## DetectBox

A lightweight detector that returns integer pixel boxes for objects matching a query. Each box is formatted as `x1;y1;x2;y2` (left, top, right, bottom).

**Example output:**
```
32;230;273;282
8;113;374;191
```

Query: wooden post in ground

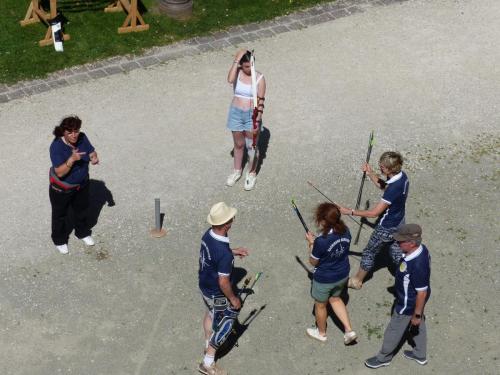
105;0;149;34
20;0;49;26
20;0;70;47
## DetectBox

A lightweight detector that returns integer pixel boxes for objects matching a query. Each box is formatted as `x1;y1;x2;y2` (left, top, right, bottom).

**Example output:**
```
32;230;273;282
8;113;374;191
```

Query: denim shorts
227;105;253;132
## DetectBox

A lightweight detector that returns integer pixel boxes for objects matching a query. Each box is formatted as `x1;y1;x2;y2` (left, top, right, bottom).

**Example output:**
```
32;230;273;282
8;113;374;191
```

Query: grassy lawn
0;0;330;84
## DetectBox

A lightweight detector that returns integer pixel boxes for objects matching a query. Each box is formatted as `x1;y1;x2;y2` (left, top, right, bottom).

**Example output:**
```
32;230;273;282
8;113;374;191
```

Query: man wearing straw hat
198;202;249;375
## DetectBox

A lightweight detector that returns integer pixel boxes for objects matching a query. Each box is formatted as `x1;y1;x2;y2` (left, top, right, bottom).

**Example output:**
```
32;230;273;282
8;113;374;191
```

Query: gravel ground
0;0;498;374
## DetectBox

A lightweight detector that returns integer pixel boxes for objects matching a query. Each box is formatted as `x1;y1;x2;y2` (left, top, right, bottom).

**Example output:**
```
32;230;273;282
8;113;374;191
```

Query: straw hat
207;202;237;226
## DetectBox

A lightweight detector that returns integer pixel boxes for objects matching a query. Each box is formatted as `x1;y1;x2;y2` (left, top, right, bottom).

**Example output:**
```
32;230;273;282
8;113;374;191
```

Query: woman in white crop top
225;49;266;190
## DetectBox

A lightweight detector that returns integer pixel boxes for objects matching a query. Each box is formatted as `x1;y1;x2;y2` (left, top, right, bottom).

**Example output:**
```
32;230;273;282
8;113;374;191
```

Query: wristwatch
414;314;422;319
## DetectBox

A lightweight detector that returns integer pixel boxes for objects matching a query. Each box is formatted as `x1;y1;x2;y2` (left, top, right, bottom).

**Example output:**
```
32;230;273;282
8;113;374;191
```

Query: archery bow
353;131;375;244
306;181;363;228
250;50;258;149
291;199;309;232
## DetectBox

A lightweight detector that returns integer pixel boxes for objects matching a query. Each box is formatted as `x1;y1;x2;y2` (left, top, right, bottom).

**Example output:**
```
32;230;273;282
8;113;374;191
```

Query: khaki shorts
311;277;348;302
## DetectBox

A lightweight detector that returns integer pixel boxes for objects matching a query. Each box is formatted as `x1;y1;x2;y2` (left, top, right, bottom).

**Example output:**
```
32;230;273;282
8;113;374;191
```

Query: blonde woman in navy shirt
338;151;409;290
225;49;266;191
304;203;357;345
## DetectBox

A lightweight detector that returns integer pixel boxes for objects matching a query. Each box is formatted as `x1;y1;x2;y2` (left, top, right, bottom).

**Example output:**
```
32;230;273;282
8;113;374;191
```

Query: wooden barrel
158;0;193;20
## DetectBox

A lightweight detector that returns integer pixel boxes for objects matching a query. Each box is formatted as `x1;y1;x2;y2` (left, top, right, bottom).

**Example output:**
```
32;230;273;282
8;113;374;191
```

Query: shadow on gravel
256;126;271;175
363;246;397;288
64;179;115;237
229;126;271;175
215;304;267;360
215;267;265;360
231;267;248;287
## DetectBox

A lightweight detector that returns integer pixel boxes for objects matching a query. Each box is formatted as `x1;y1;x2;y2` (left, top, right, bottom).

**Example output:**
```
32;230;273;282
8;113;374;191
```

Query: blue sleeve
311;238;324;260
50;140;67;168
382;184;398;205
78;133;95;162
411;259;430;291
217;248;233;276
80;133;95;156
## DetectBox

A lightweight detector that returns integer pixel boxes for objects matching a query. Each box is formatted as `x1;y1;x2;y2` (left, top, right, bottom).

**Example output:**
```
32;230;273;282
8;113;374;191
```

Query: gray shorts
311;277;348;302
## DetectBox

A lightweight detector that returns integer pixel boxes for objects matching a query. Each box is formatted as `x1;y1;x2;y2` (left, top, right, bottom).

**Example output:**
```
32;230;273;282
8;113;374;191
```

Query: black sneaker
365;356;391;369
403;350;428;365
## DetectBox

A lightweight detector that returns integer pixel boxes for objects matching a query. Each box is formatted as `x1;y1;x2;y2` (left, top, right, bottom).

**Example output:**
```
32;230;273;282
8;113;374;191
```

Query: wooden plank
116;0;149;34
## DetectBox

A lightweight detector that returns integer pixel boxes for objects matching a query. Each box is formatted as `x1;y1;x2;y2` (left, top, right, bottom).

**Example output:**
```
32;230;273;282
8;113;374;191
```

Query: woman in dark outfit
304;203;357;345
49;116;99;254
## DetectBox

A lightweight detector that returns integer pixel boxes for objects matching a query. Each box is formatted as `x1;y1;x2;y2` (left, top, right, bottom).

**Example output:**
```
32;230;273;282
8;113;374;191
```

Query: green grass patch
1;0;331;84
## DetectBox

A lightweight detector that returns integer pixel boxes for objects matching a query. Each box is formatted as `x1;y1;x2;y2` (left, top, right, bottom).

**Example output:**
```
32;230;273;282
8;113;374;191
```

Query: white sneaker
81;236;95;246
56;244;69;254
344;330;358;345
226;170;242;187
244;172;257;191
306;327;327;342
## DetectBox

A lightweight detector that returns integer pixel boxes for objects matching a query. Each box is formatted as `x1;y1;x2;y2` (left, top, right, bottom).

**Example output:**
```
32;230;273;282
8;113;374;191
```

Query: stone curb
0;0;409;104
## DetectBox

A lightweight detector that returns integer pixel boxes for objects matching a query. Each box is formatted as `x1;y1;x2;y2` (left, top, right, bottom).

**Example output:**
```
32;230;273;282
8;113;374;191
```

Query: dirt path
0;0;498;374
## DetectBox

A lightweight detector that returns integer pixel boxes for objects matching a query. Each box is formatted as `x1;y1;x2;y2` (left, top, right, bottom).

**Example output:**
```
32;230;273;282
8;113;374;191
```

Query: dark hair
53;116;82;137
314;203;347;236
239;50;252;65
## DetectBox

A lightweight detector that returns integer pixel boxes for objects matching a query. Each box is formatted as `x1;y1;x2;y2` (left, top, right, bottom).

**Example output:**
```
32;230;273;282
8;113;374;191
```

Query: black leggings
49;182;91;245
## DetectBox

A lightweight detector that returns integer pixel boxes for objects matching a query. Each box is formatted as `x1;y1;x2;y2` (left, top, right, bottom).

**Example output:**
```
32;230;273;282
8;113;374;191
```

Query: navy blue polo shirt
198;229;234;298
394;245;431;315
379;171;409;228
49;133;95;185
310;229;351;284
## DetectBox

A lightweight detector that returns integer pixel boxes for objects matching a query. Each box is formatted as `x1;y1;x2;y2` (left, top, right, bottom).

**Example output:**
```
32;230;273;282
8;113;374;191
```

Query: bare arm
305;231;319;266
339;200;389;218
218;275;241;309
363;162;385;190
256;76;266;121
228;49;247;84
411;290;427;326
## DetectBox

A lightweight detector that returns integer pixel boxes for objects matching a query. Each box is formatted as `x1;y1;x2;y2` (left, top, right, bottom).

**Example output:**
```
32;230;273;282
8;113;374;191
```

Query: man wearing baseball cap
198;202;249;375
365;224;431;369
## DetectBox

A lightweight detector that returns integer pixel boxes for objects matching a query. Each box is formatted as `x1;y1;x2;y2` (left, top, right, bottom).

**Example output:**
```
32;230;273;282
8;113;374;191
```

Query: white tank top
234;71;263;99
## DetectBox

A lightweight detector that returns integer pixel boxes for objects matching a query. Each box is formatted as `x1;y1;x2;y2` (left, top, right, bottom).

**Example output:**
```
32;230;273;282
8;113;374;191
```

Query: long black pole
291;199;309;232
353;131;375;244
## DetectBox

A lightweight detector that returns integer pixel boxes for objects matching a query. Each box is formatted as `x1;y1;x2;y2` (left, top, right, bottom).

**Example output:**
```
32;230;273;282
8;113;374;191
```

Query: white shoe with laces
344;330;358;345
226;170;242;187
306;327;327;342
244;172;257;191
81;236;95;246
56;244;69;254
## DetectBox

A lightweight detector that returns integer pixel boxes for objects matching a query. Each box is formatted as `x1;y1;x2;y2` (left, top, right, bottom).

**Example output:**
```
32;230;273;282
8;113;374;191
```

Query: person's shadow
214;267;266;360
229;126;271;175
87;179;115;228
64;179;115;237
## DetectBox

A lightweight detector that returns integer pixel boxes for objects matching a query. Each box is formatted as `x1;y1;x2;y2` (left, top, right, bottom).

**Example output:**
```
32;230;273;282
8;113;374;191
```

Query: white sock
203;354;215;367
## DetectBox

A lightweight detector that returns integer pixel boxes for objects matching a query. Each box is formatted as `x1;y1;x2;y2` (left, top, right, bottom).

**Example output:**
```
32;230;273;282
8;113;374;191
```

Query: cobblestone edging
0;0;409;104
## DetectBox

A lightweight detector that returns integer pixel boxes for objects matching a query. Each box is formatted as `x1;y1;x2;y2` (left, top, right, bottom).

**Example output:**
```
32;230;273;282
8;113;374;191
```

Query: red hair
314;203;347;236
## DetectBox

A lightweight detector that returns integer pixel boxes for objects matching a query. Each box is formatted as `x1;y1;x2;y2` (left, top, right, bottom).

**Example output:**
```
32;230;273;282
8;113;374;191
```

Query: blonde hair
379;151;403;174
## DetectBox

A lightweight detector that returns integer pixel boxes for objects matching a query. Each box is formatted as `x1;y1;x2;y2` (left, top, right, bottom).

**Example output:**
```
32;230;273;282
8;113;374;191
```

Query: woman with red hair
305;203;357;345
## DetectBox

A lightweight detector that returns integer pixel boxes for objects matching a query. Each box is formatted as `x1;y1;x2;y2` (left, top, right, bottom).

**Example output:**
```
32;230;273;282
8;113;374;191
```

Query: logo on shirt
399;261;407;273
